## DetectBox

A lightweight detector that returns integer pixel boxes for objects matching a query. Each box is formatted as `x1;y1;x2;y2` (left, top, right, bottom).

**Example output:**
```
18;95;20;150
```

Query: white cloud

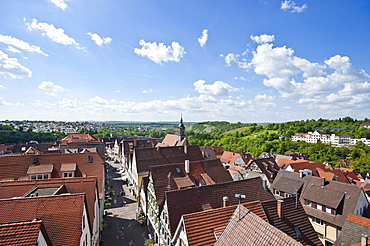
115;89;120;93
38;81;70;96
134;40;186;64
234;77;246;81
0;50;32;78
142;89;153;94
89;96;111;105
0;34;48;56
0;97;13;106
281;0;307;13
0;85;6;89
87;32;112;47
49;0;71;11
7;46;20;53
250;34;275;44
193;80;239;96
225;34;370;113
25;18;85;50
197;29;208;48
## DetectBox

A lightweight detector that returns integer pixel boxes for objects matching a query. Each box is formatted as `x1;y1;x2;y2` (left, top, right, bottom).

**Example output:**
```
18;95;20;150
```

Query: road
101;160;150;246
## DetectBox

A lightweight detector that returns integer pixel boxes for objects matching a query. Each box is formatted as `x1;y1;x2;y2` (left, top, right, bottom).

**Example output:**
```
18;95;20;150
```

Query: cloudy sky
1;0;370;123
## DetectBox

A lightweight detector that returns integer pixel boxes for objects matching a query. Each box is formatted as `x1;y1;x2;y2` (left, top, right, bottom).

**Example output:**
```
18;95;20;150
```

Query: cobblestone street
101;161;150;246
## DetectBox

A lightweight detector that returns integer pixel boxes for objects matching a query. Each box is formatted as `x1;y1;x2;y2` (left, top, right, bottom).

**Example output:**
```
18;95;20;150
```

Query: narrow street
101;160;150;246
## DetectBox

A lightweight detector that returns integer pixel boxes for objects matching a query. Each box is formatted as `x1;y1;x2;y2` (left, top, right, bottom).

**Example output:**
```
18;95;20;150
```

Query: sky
0;0;370;123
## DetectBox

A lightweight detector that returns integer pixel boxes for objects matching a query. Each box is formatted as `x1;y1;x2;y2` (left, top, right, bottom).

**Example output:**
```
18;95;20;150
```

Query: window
294;227;301;237
83;214;86;229
274;190;280;196
306;199;312;207
63;172;74;178
29;174;49;180
326;206;332;214
312;217;324;226
88;156;93;162
317;203;323;211
285;193;292;198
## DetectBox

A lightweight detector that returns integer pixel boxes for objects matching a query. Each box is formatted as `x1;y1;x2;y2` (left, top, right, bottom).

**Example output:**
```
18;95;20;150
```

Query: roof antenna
235;194;246;222
167;172;171;191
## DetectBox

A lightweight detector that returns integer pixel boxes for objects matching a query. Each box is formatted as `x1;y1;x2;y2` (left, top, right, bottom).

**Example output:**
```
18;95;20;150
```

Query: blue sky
0;0;370;123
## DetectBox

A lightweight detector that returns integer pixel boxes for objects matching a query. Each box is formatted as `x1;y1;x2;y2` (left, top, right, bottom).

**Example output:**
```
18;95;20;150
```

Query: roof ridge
165;177;261;194
0;176;98;185
0;192;85;202
0;152;100;159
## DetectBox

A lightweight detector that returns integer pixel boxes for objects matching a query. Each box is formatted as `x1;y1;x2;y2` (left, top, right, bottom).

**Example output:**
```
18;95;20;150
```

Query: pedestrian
124;200;127;207
121;200;124;206
123;190;126;196
121;222;124;230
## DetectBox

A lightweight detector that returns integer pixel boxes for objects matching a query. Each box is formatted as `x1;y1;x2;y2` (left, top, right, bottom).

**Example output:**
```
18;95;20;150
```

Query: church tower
178;116;186;143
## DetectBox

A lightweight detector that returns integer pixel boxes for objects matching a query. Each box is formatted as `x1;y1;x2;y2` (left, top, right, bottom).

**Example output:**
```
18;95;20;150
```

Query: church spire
178;115;185;143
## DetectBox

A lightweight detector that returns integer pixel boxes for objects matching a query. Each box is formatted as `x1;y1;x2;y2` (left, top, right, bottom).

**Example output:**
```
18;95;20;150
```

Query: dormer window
60;163;76;178
27;165;53;180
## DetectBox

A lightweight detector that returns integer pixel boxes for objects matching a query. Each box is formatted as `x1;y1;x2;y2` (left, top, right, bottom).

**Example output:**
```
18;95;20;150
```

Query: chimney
185;160;190;174
184;145;188;154
223;196;229;207
277;200;284;219
362;235;368;246
157;146;160;152
321;177;326;187
299;170;304;178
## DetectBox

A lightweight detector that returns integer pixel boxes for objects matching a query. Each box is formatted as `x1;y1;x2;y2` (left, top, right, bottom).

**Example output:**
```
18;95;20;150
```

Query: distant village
0;118;369;245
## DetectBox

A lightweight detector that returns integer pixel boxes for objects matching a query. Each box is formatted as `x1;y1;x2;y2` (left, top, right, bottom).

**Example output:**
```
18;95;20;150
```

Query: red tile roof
60;134;102;145
165;177;274;235
0;194;86;245
0;220;51;246
0;152;104;198
134;145;204;175
262;197;323;245
214;205;302;246
150;159;232;208
182;201;267;246
346;214;370;228
0;177;99;233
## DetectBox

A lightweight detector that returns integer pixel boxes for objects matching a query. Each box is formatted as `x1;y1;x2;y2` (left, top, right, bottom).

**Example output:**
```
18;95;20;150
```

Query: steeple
178;116;186;143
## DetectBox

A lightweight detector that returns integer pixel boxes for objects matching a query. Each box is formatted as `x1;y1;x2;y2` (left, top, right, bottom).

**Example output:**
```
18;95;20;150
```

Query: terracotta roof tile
150;159;232;208
182;201;267;246
214;205;302;246
0;194;85;245
0;220;51;246
135;145;204;175
0;152;104;198
0;177;99;234
346;214;370;228
262;197;323;245
166;177;274;236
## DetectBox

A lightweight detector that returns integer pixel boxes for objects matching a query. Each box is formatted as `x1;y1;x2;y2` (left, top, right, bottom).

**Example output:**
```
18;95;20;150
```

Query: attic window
294;227;302;237
33;158;38;164
88;156;93;163
175;167;182;174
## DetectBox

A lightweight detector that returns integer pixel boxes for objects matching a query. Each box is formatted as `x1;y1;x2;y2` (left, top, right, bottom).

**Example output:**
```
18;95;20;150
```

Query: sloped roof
0;177;99;233
271;170;310;195
27;164;54;174
134;145;204;175
251;157;280;182
150;159;232;208
334;214;370;246
0;152;104;198
214;205;302;246
0;220;51;246
60;134;103;145
262;197;323;245
161;134;179;146
0;194;85;245
300;176;364;227
182;201;267;246
165;177;274;235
